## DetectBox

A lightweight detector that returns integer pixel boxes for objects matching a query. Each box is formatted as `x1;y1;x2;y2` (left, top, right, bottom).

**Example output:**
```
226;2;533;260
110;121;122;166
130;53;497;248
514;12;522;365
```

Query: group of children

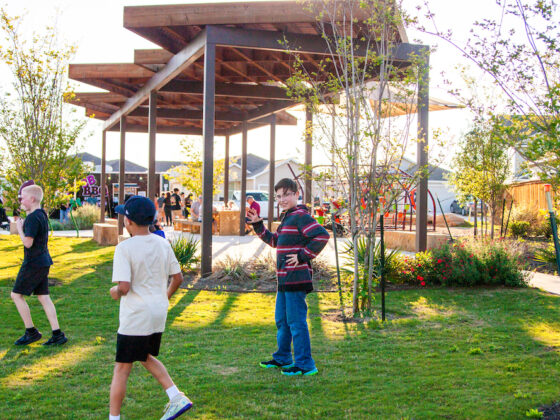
11;178;329;419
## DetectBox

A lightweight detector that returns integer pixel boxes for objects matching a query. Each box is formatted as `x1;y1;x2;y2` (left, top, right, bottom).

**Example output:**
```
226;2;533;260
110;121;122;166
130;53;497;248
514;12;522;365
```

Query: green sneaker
160;392;192;420
259;359;295;369
281;366;319;376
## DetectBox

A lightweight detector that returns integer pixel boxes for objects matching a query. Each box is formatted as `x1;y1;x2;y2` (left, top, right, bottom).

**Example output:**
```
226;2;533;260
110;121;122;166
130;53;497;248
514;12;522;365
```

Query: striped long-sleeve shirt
252;205;330;292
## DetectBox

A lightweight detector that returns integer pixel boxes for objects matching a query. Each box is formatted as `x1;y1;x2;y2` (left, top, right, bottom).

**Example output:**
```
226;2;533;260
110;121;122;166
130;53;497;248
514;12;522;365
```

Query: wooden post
201;42;216;277
415;52;430;252
100;130;106;223
224;135;229;204
147;90;157;203
268;114;276;231
239;119;248;236
118;117;126;236
305;106;313;205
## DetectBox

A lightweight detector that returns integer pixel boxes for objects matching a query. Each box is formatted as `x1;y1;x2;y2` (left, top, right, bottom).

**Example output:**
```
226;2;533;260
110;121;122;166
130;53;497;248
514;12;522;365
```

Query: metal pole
545;185;560;274
147;90;157;203
415;50;430;252
118;116;126;236
201;41;216;277
224;135;229;204
268;115;276;231
331;212;344;315
437;196;453;242
100;130;106;223
380;214;386;322
504;199;513;237
305;106;313;206
240;119;248;236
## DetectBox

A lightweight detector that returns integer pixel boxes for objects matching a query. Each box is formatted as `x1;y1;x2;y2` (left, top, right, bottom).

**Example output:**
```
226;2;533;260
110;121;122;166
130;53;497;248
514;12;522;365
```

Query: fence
507;180;555;210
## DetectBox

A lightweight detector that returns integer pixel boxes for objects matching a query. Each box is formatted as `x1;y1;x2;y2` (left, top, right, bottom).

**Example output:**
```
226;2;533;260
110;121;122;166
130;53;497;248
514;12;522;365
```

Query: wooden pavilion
67;1;430;276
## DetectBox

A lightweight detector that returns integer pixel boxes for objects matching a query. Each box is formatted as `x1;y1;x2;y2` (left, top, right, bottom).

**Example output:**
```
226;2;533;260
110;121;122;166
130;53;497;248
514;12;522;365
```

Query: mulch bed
540;402;560;420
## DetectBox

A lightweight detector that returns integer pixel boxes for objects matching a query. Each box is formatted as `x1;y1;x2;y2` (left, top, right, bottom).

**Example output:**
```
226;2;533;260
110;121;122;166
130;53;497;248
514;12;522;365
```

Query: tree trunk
473;199;478;238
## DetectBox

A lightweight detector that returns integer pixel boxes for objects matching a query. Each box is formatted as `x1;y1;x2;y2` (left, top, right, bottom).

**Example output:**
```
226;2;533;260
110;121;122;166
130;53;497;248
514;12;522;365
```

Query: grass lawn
1;235;560;419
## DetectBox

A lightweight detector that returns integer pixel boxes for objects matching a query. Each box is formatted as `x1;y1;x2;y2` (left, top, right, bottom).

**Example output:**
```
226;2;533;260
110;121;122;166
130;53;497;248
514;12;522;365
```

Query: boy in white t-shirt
109;196;192;420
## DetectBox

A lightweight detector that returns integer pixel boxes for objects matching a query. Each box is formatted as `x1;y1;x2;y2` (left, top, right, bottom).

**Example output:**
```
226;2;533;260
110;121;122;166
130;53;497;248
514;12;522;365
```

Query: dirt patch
48;278;62;287
540;402;560;419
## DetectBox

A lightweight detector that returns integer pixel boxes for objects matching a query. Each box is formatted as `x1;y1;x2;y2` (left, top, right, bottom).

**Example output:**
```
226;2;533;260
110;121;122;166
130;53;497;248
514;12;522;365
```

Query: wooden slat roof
68;1;411;135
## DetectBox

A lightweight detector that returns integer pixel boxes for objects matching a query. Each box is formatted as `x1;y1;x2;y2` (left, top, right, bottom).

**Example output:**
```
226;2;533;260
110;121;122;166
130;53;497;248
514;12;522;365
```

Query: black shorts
115;332;162;363
13;265;50;296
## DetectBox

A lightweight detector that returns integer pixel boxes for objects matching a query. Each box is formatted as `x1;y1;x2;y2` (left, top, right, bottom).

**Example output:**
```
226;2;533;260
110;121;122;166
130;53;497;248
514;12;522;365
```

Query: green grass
1;235;560;419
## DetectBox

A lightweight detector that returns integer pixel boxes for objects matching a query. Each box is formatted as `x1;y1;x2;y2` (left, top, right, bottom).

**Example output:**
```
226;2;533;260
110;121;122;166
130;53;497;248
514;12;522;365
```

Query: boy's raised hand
110;286;121;300
246;208;262;224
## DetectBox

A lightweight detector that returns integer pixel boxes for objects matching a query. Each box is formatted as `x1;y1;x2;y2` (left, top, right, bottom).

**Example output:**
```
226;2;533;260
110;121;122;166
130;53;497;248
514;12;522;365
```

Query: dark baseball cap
115;196;156;226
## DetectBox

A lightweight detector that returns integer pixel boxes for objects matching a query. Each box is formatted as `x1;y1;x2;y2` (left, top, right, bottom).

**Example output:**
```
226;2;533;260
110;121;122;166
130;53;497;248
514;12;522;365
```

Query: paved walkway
528;271;560;296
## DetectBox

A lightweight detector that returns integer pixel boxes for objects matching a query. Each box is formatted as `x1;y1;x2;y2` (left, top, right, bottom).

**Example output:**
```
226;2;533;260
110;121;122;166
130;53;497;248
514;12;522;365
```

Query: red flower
437;259;443;264
469;254;473;258
410;267;415;272
442;276;447;280
421;281;426;286
417;275;424;281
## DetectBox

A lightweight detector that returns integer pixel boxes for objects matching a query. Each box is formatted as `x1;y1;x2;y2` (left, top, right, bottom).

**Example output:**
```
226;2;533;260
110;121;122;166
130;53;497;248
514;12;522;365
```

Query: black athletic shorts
13;265;50;296
115;332;162;363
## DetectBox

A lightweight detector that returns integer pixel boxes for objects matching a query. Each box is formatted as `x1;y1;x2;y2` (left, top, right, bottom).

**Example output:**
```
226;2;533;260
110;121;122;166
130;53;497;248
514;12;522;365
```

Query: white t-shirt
112;234;181;336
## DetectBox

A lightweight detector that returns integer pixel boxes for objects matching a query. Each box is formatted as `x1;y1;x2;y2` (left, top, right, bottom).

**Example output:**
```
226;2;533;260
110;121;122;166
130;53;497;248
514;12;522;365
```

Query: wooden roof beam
102;28;207;131
208;26;425;61
160;80;293;100
69;63;154;79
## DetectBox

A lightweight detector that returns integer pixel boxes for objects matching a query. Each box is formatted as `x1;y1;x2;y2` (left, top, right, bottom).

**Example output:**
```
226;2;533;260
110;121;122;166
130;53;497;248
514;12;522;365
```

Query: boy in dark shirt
11;185;67;346
247;178;329;376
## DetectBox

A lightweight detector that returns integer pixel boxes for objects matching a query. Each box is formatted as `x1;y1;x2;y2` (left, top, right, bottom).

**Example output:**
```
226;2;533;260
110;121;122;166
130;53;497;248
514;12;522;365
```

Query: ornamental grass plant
398;238;529;287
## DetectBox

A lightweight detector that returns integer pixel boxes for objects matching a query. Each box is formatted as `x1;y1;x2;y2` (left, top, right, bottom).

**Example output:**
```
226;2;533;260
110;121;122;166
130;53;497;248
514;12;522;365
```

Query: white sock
165;385;180;400
109;415;120;420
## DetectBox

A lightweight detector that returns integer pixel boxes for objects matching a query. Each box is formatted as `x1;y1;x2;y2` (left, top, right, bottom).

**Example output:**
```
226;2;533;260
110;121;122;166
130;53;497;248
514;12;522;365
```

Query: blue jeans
272;291;316;371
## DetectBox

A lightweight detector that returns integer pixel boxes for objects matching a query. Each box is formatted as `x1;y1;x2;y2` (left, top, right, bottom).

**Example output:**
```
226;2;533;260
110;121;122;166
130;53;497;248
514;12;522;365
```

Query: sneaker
160;392;192;420
43;332;68;346
14;330;42;346
259;359;295;369
281;366;319;376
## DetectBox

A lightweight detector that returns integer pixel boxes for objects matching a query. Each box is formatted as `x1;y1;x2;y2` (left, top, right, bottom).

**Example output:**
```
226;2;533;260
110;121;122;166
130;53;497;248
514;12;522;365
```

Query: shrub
398;238;528;287
534;210;560;238
48;220;65;231
170;235;200;272
509;221;530;238
534;242;558;267
71;204;99;230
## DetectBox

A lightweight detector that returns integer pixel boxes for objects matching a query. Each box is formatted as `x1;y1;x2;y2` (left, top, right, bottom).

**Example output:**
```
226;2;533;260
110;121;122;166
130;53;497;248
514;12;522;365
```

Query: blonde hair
22;185;44;204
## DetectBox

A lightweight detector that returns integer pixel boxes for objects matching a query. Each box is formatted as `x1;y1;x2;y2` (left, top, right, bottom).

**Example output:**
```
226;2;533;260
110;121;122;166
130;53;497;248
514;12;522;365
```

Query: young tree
166;137;224;197
448;120;510;239
0;9;86;215
284;0;433;315
417;0;560;189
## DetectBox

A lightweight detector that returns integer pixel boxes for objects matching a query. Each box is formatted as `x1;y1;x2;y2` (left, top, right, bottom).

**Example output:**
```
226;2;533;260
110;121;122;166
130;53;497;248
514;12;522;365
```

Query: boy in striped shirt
247;178;329;376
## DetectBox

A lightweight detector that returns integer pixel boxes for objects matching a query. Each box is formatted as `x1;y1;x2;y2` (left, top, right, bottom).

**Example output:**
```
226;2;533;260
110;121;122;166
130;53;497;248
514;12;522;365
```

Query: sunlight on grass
0;349;8;362
410;296;456;319
311;293;346;340
221;293;274;326
168;288;189;312
524;322;560;349
170;291;232;329
1;342;98;388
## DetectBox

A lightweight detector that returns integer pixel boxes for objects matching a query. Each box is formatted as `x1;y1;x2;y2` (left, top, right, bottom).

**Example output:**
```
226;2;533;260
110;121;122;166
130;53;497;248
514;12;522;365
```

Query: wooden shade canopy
67;1;430;275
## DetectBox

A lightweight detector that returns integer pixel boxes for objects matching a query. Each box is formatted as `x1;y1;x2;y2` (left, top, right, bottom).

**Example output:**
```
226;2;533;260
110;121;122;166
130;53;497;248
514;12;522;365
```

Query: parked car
449;200;467;215
231;190;279;219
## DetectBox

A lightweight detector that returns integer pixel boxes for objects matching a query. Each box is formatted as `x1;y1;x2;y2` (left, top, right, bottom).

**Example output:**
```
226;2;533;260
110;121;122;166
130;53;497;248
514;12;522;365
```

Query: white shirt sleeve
167;242;182;276
112;243;132;283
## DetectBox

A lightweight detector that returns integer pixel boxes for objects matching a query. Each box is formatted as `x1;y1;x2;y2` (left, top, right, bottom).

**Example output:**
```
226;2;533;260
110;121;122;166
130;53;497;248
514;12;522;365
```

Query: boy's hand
246;208;262;224
286;254;299;266
110;285;121;300
16;218;23;233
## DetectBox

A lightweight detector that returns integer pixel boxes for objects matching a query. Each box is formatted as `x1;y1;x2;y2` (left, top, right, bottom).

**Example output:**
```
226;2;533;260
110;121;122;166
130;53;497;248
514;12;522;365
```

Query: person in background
191;195;202;222
157;193;165;225
170;188;182;221
184;193;192;219
163;192;173;227
149;221;166;239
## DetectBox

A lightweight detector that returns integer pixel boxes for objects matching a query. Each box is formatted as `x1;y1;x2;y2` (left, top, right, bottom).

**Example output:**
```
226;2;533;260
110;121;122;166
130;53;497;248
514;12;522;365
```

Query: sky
0;0;516;170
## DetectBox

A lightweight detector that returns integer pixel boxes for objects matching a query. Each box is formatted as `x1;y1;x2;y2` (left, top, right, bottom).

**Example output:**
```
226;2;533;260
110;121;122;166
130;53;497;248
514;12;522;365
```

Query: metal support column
100;130;106;223
224;135;229;203
147;91;157;203
268;115;276;231
239;119;248;236
201;42;216;277
118;117;126;236
305;106;313;205
415;52;430;252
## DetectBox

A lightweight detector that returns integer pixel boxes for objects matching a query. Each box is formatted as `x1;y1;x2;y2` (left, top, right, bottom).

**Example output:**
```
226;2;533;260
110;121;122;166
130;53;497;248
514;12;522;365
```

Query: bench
173;219;201;234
